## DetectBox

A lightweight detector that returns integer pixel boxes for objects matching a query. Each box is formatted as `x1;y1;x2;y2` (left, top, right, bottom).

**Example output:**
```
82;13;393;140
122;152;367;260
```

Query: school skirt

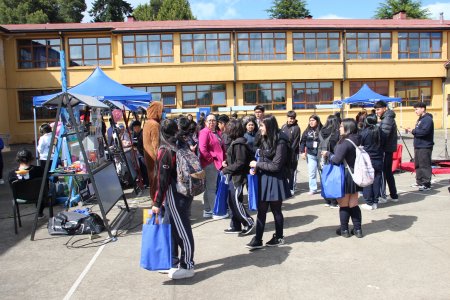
259;172;291;202
344;168;363;194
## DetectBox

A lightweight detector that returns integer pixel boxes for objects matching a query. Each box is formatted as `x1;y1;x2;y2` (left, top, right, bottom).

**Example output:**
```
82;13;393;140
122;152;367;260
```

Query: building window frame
293;32;340;60
17;38;61;69
182;84;227;111
237;32;286;61
18;90;59;120
243;82;286;110
180;32;231;63
68;37;112;67
394;80;432;107
292;81;334;109
132;85;176;108
349;80;389;96
398;32;442;59
122;34;174;64
346;32;392;59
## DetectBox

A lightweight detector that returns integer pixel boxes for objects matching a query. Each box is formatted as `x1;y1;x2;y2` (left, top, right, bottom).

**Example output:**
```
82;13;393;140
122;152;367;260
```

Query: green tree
89;0;133;22
0;0;86;24
156;0;195;21
267;0;310;19
374;0;430;19
133;0;162;21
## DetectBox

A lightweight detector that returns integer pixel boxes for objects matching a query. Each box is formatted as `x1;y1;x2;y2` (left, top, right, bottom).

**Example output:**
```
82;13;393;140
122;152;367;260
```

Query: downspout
232;30;237;107
341;30;347;117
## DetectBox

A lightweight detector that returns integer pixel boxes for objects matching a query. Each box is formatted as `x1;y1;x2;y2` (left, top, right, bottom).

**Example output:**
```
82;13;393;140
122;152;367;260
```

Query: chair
10;177;54;234
392;144;403;173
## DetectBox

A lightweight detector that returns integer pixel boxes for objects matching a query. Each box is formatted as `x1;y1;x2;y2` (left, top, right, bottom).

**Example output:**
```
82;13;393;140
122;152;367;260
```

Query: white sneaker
361;204;374;211
307;190;316;195
203;210;213;218
168;267;195;280
378;197;387;204
212;213;229;220
411;183;420;188
324;203;330;207
372;203;378;210
0;179;4;184
389;196;399;203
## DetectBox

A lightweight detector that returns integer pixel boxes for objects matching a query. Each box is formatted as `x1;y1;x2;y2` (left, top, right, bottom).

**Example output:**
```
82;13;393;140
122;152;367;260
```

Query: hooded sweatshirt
412;113;434;149
281;120;301;154
379;109;398;152
143;101;163;161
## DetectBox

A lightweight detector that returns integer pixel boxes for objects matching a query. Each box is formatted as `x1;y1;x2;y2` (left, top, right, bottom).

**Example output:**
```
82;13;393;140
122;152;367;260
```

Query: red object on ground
392;144;403;172
400;161;450;174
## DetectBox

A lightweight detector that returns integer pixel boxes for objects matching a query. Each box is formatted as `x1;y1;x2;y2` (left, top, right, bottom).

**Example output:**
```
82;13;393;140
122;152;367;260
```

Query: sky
84;0;450;22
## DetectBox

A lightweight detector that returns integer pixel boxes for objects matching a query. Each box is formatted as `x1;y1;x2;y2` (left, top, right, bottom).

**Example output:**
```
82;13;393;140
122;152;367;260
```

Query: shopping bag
140;214;172;271
247;174;258;211
213;172;229;216
320;163;345;199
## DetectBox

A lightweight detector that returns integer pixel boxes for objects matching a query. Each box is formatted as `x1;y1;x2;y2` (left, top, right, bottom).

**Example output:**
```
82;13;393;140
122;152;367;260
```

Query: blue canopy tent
334;84;402;106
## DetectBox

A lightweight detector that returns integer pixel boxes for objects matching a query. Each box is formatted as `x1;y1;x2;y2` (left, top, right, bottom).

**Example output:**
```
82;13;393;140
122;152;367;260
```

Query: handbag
320;163;345;199
213;172;229;216
247;174;258;211
140;214;172;271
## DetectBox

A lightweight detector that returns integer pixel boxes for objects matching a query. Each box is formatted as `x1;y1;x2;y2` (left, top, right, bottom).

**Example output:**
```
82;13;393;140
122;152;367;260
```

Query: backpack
48;211;104;235
344;139;375;187
175;147;206;197
317;131;333;171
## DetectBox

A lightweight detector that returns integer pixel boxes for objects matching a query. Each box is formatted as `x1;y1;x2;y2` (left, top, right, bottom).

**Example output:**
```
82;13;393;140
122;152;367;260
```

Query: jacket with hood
143;101;163;161
281;121;301;154
222;137;252;186
379;109;398;152
412;113;434;149
256;132;290;178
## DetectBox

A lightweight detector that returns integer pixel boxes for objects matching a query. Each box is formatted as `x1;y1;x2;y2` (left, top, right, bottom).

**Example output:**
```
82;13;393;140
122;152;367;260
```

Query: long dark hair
160;119;178;147
260;114;280;157
339;118;358;141
322;115;340;133
226;119;245;140
363;114;380;146
243;117;258;133
305;114;322;133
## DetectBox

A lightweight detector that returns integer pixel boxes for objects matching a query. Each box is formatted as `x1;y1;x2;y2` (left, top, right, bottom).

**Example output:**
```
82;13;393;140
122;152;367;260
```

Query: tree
374;0;430;19
0;0;86;24
89;0;133;22
156;0;195;21
267;0;310;19
133;0;162;21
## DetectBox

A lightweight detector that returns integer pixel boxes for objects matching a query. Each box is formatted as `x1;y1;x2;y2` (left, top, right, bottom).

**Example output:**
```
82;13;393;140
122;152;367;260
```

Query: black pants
382;152;398;198
363;160;383;205
288;158;298;192
166;185;195;270
138;157;149;186
414;148;432;188
255;200;284;240
228;180;254;231
0;151;3;180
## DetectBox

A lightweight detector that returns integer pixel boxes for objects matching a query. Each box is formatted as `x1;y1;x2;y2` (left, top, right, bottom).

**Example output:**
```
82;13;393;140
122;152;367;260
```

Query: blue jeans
307;154;318;192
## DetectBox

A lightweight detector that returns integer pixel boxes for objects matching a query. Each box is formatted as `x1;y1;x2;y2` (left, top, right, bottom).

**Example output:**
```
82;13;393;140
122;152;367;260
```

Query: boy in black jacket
281;111;301;195
407;102;434;191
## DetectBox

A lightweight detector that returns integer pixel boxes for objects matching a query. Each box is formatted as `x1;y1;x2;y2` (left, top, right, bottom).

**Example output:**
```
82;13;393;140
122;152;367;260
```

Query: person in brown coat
143;101;163;200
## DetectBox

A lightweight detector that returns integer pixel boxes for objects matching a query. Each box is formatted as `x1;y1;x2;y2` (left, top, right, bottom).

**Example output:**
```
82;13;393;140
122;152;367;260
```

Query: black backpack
48;211;105;235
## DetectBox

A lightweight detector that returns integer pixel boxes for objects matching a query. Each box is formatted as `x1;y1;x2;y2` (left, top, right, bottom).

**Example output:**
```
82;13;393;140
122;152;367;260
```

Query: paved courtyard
0;130;449;299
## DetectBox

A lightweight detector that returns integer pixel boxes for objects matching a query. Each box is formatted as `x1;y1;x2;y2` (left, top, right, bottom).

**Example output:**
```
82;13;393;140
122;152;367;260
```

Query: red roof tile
1;19;449;33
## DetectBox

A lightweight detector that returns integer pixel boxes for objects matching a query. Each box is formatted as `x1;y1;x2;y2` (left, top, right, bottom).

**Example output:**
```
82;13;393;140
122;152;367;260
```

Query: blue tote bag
213;172;229;216
320;163;345;199
247;174;258;211
140;214;172;271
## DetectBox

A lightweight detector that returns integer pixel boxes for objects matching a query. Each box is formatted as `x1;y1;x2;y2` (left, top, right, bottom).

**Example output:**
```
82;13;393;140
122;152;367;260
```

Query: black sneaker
224;228;241;234
245;237;264;249
419;186;431;191
336;228;351;238
351;228;364;238
239;223;255;236
265;233;285;247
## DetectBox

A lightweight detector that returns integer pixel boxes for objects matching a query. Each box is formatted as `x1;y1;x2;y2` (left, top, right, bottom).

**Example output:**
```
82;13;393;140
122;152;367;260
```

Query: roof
1;18;450;34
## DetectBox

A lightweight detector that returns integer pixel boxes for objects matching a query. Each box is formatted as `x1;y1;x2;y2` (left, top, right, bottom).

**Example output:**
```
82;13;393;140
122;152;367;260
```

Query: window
180;33;230;62
293;32;340;60
18;90;59;120
350;81;389;96
132;85;176;108
243;83;286;110
122;34;173;64
292;82;333;109
395;80;432;106
68;37;111;67
17;39;60;69
182;84;226;111
398;32;442;59
346;32;391;59
237;32;286;61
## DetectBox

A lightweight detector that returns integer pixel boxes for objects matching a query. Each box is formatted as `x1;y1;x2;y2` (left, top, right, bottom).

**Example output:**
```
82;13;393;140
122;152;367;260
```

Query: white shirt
37;133;52;160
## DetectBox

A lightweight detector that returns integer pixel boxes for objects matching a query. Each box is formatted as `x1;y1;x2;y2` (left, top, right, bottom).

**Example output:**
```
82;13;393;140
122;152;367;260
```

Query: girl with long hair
247;115;291;249
321;118;364;238
300;115;323;195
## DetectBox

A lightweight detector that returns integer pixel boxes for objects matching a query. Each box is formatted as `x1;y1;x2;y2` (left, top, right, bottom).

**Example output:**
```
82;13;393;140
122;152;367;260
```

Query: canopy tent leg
33;107;39;164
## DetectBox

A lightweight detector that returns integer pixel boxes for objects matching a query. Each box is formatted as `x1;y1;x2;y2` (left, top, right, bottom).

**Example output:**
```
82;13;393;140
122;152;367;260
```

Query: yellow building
0;14;449;144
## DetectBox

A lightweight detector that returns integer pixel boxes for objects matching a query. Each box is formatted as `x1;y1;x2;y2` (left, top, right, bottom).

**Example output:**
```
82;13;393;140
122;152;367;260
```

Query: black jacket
360;128;383;170
8;165;44;184
379;110;398;152
244;131;257;154
256;132;289;178
412;113;434;149
318;127;339;154
132;129;144;156
281;121;301;154
300;128;320;156
153;143;177;208
329;134;362;169
223;137;251;186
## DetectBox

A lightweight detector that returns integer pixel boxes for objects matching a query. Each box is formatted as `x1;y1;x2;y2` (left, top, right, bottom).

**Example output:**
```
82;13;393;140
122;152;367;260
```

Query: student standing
322;119;363;238
243;117;258;154
300;115;322;195
222;119;255;235
37;123;53;167
152;119;195;280
247;115;291;249
281;110;301;195
408;102;434;191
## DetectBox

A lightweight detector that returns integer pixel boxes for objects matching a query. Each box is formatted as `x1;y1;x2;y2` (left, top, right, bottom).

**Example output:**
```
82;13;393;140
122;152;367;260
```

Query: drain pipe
341;30;347;117
232;30;237;107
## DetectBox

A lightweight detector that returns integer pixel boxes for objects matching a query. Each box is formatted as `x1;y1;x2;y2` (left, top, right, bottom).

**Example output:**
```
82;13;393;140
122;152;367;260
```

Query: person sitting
8;149;45;218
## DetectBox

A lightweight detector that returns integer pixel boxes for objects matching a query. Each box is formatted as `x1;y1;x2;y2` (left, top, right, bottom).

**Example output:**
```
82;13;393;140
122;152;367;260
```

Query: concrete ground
0;131;449;300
